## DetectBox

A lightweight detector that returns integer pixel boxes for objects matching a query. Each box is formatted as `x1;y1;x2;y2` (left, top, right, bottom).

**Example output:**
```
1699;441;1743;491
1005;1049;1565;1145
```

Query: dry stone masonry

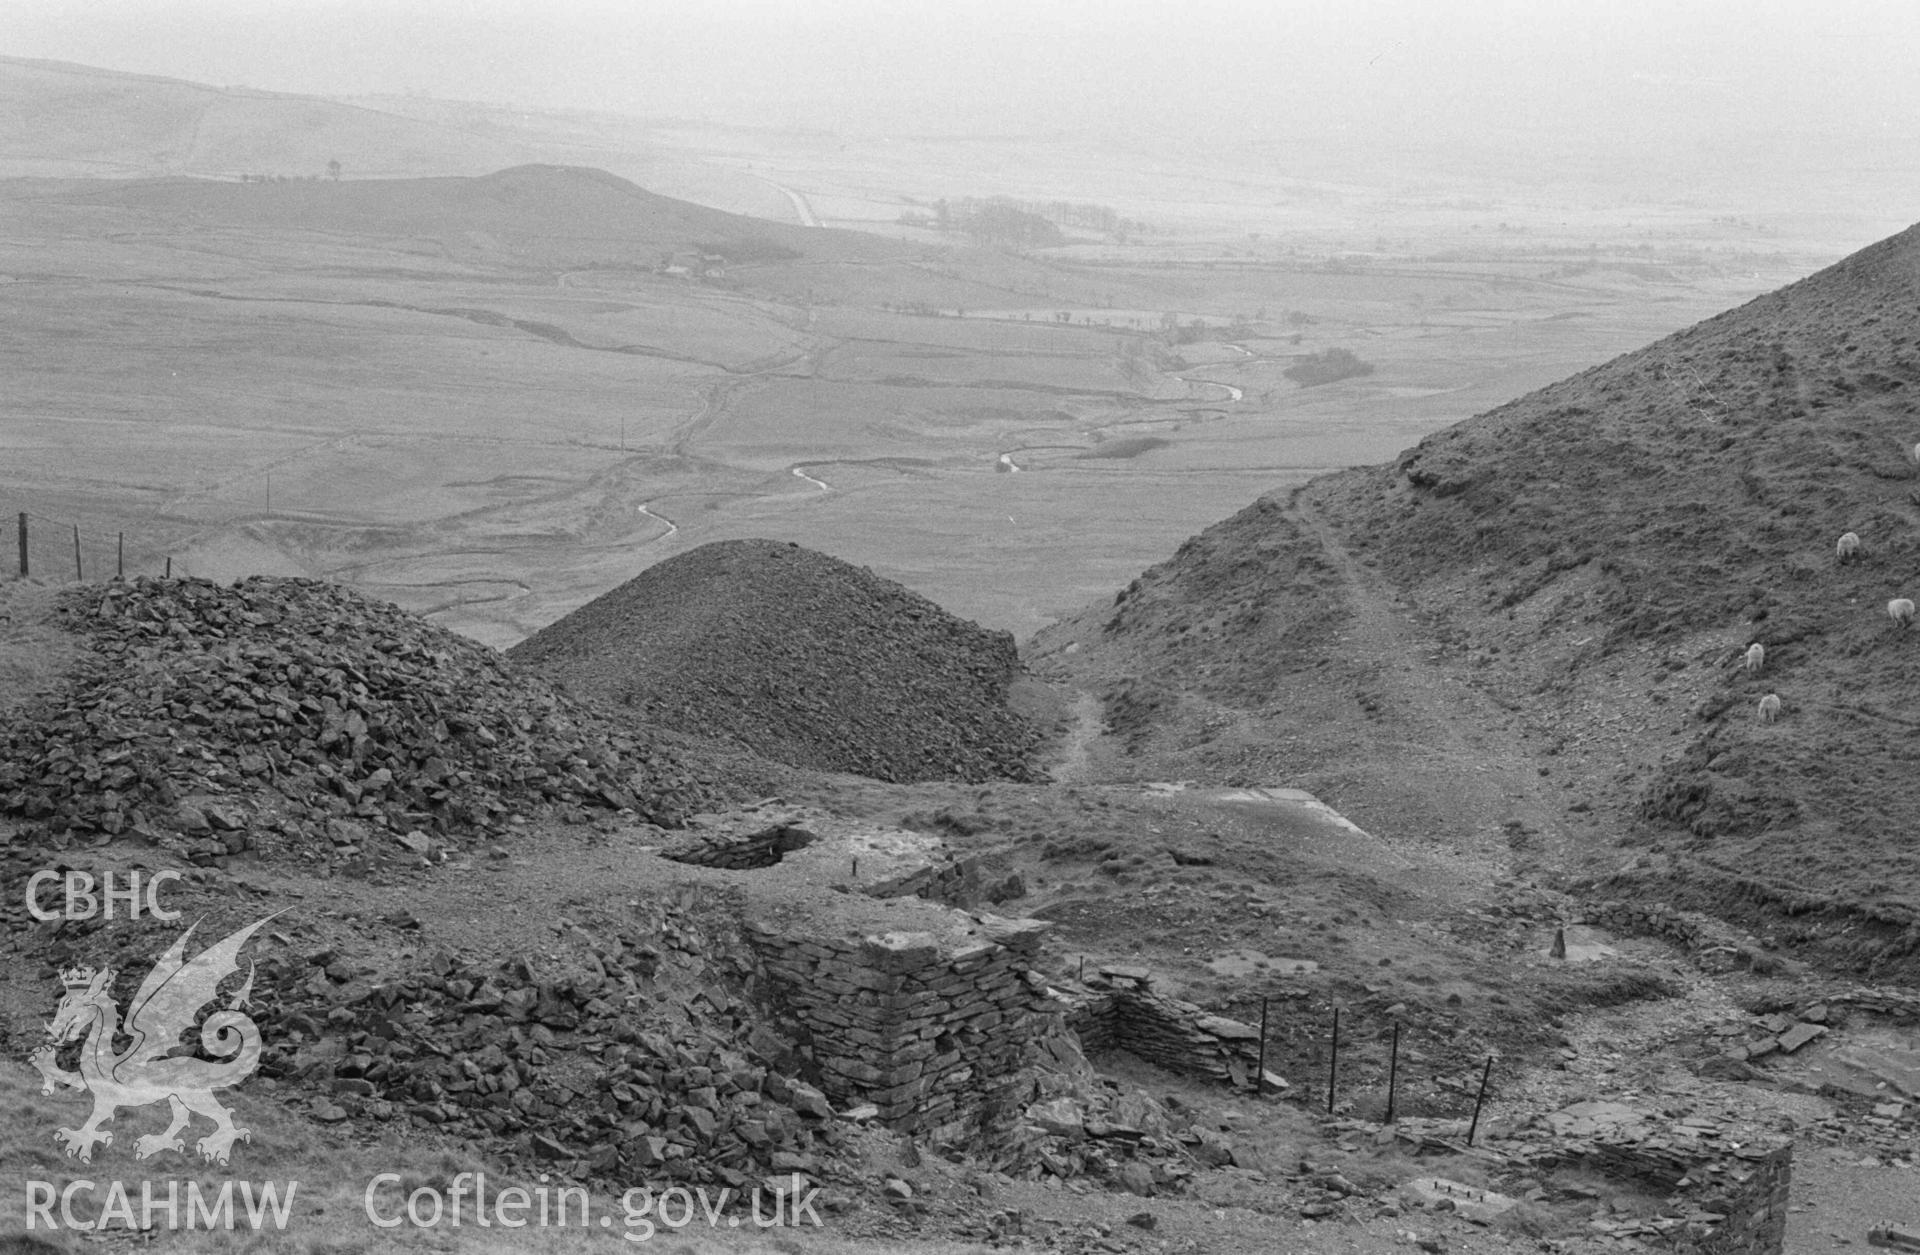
1578;899;1756;965
1065;965;1283;1093
1354;1101;1791;1254
660;823;817;869
745;913;1059;1149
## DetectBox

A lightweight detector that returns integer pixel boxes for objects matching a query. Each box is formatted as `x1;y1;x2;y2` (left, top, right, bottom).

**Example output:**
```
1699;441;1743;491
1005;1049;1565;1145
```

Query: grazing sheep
1758;693;1782;723
1892;598;1917;627
1743;642;1766;674
1912;441;1920;466
1837;531;1862;562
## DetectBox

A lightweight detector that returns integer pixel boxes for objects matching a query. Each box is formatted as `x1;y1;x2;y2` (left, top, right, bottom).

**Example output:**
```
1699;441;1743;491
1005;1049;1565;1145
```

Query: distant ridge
36;163;896;267
511;539;1040;784
0;54;789;216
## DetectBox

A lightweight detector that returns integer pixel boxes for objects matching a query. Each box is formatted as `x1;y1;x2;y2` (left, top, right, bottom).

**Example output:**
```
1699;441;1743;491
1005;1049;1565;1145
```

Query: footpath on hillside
1283;479;1582;882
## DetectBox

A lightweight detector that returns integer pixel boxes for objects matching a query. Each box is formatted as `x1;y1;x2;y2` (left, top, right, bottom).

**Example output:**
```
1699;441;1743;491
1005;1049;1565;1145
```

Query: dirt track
1288;480;1583;881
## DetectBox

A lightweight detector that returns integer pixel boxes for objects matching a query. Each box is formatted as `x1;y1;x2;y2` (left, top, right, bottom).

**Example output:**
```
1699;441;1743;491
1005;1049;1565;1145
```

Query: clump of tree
1284;347;1376;387
929;195;1151;247
1155;311;1262;346
946;200;1063;249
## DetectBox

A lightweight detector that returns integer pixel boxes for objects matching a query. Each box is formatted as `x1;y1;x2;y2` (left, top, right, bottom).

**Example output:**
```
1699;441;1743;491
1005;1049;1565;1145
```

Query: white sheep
1891;598;1916;627
1758;693;1782;723
1743;642;1765;674
1837;531;1861;562
1911;441;1920;466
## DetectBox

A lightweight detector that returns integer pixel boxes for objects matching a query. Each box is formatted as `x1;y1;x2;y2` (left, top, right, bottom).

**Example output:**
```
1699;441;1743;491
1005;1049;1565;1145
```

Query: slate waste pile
1016;1078;1266;1201
241;893;851;1196
509;539;1041;784
0;576;721;862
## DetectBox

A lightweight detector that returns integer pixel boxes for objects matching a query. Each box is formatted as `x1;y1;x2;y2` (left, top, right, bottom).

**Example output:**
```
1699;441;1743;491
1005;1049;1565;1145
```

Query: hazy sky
8;0;1920;155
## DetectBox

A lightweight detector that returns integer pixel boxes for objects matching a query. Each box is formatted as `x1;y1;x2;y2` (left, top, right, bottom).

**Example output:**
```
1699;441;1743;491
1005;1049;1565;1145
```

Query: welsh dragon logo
30;915;275;1166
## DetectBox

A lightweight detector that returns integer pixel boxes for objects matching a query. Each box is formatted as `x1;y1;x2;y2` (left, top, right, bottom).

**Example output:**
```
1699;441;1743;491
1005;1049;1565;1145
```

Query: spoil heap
511;539;1039;783
0;576;720;862
250;894;847;1193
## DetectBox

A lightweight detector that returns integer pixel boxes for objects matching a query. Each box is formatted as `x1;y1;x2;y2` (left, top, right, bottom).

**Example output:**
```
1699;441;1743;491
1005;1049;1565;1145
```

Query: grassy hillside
0;55;543;179
43;163;894;268
1042;221;1920;978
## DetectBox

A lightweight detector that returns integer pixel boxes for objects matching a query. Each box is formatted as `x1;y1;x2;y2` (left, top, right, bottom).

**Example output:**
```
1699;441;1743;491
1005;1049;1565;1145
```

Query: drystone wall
1832;986;1920;1020
865;855;984;906
865;855;1025;910
744;915;1058;1148
1578;899;1753;961
660;824;816;870
1689;1143;1791;1255
1499;1123;1790;1254
1065;966;1276;1092
1382;1108;1791;1254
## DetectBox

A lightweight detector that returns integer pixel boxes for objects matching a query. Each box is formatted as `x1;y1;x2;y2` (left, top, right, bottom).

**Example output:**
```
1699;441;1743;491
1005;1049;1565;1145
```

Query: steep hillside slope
511;540;1040;783
1041;222;1920;976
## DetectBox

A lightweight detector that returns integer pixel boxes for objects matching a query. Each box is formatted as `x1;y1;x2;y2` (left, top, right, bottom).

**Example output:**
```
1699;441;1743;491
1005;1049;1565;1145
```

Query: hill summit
510;539;1040;783
1041;219;1920;976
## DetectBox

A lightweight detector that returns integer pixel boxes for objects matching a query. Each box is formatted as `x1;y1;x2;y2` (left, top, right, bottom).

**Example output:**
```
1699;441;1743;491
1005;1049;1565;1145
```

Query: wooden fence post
1386;1022;1401;1123
1327;1007;1340;1114
1255;996;1270;1096
72;524;82;581
1467;1055;1495;1146
117;532;124;578
16;513;25;578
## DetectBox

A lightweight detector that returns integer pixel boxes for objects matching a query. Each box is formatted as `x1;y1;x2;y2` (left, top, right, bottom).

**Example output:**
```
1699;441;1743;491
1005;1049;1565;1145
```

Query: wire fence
10;511;176;583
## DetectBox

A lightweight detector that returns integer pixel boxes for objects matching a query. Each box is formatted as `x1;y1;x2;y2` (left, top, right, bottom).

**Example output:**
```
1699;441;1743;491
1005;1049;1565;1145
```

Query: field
0;155;1828;649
